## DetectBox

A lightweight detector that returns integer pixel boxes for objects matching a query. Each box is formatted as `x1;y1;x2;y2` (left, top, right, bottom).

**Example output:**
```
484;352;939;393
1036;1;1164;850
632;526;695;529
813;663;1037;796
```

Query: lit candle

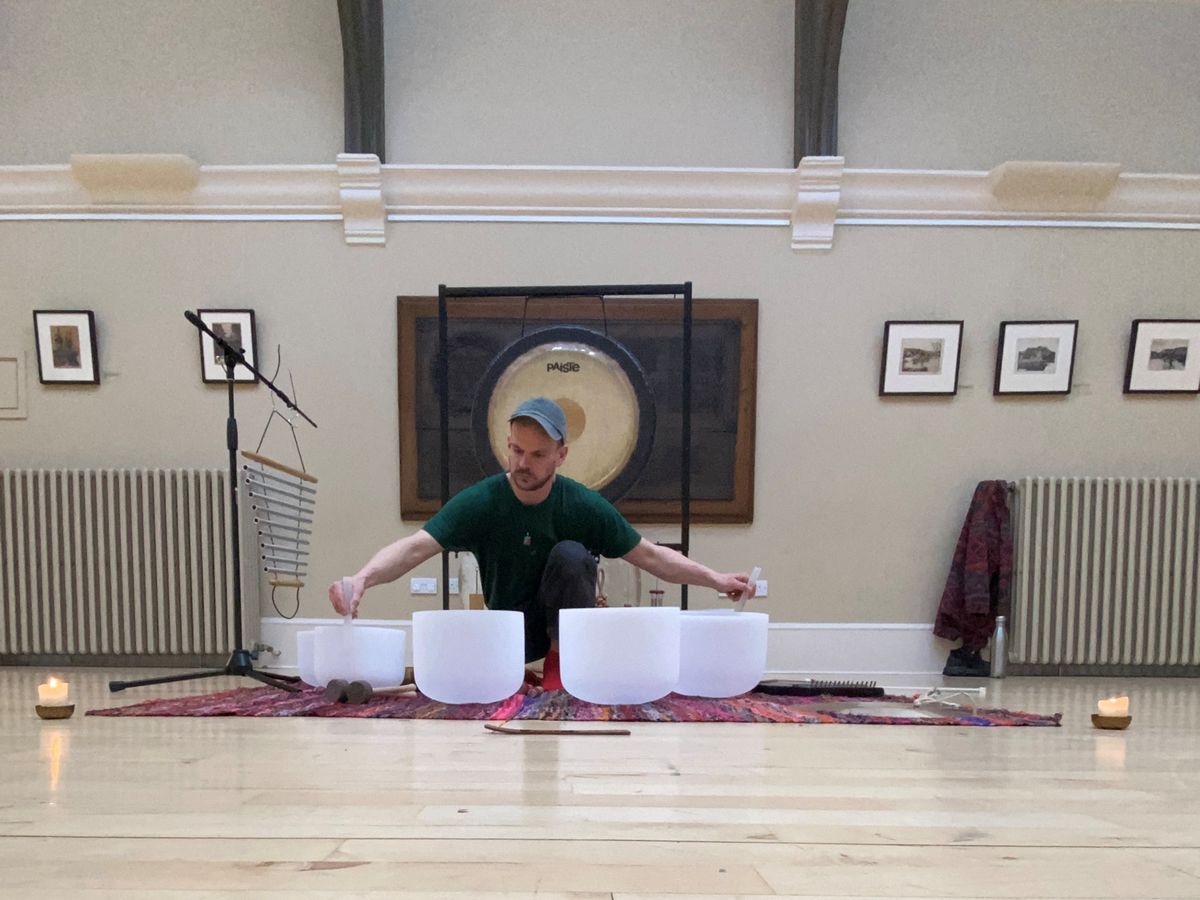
37;677;70;706
1097;695;1129;717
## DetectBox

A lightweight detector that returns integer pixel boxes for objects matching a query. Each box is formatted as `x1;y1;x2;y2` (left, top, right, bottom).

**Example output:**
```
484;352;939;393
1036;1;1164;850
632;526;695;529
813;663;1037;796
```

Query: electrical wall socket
755;579;768;597
448;577;459;593
410;577;437;595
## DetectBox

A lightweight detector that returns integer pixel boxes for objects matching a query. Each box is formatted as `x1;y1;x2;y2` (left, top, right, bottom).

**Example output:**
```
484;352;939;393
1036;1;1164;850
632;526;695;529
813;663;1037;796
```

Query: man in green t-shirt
330;397;756;688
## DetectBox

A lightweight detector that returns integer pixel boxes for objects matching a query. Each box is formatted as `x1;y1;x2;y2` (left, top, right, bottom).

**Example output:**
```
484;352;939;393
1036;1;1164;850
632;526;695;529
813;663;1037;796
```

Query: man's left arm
622;538;755;601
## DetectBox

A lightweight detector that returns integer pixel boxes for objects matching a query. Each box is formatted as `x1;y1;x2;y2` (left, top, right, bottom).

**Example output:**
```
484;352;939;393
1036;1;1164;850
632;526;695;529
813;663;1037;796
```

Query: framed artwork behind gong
33;310;100;384
397;295;758;523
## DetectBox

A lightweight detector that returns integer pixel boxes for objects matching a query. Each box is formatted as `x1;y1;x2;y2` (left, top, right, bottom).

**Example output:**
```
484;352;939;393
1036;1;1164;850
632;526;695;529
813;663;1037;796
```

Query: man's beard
511;468;553;493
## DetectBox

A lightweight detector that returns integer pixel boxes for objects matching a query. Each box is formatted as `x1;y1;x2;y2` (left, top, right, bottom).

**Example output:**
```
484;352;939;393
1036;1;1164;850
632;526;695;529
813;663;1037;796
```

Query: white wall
383;0;796;166
2;217;1197;625
384;0;1200;171
0;0;343;164
839;0;1200;172
6;0;1197;171
1;1;1199;631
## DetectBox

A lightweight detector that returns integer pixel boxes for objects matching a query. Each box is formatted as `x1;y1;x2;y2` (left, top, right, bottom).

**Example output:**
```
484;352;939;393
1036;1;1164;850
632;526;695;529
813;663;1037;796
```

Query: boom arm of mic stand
184;310;318;428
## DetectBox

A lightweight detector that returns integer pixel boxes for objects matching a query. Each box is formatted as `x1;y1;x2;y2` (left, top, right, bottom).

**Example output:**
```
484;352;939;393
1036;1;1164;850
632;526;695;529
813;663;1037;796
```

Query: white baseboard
765;623;951;677
259;617;951;679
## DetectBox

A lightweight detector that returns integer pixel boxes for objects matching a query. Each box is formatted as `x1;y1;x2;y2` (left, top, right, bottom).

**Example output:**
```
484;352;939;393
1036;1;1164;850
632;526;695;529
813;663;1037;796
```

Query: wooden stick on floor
484;721;631;736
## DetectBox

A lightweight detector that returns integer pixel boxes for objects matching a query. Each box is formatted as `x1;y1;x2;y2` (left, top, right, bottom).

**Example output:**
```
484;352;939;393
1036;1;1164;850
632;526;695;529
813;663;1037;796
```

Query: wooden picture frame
197;309;258;384
994;320;1079;395
397;295;758;523
879;320;964;396
1124;319;1200;394
33;310;100;384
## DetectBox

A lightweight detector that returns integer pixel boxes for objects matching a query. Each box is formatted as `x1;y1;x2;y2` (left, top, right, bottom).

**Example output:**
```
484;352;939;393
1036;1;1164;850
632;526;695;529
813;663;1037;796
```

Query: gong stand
436;282;695;610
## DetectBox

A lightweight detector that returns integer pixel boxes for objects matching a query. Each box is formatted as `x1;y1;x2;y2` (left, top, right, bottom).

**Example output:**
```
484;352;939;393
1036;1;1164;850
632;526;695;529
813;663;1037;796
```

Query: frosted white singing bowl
676;610;769;698
412;610;526;704
312;623;406;688
296;630;318;686
560;607;680;704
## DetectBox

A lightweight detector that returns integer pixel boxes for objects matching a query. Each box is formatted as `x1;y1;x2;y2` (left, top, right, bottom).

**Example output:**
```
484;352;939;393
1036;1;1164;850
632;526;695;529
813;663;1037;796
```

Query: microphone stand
109;311;318;693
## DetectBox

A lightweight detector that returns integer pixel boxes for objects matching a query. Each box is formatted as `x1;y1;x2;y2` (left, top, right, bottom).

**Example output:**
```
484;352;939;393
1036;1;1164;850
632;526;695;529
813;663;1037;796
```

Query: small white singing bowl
412;610;526;704
560;607;680;705
296;630;318;686
676;609;769;698
312;624;407;688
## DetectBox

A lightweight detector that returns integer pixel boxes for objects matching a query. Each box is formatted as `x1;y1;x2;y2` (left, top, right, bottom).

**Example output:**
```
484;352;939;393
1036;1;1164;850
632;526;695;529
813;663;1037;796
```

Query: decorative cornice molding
381;164;793;224
0;160;341;218
837;166;1200;227
987;161;1120;211
790;156;844;250
337;153;385;244
2;156;1199;249
70;153;199;204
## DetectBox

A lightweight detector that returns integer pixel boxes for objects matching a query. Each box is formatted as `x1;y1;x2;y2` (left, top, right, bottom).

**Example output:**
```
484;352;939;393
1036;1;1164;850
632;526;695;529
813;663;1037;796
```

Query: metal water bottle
991;616;1007;678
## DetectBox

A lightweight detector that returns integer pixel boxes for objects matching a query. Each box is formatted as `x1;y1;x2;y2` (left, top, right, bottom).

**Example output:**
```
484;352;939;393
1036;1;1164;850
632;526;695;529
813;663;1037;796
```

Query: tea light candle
37;677;70;706
1097;695;1129;717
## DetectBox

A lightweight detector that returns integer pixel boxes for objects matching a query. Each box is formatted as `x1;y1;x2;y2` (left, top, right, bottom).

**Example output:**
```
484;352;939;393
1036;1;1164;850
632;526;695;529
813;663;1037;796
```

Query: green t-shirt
423;474;641;612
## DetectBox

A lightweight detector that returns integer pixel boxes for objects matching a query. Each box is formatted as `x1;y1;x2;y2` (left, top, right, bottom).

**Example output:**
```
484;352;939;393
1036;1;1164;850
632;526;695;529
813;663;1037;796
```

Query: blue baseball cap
509;397;567;441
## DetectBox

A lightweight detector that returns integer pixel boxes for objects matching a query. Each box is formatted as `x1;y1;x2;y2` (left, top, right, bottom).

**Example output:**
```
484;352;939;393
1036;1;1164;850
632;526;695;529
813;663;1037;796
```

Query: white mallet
734;566;761;612
341;576;355;626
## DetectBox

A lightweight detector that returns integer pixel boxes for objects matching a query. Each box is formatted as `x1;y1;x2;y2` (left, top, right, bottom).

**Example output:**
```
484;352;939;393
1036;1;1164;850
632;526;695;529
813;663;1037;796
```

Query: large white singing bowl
296;630;318;686
560;607;680;704
312;624;407;688
676;610;769;698
412;610;526;704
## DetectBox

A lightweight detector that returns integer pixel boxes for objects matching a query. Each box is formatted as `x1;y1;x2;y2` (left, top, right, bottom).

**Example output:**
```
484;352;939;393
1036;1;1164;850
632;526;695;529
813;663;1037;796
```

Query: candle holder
35;704;75;720
1091;713;1132;731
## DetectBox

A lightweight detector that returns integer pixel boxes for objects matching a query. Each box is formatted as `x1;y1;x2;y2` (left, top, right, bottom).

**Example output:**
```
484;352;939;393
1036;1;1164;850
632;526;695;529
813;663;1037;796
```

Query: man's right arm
329;529;444;616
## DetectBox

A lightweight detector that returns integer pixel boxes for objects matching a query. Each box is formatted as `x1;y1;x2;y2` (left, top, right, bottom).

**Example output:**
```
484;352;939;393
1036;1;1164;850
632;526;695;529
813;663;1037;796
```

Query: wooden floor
1;668;1198;899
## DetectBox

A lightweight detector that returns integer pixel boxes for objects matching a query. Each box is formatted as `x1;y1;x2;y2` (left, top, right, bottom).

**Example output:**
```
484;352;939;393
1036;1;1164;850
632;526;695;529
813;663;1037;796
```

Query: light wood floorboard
1;667;1198;897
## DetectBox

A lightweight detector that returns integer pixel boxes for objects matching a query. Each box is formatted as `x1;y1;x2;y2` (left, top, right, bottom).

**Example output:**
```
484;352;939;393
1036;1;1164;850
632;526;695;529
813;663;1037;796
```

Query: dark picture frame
33;310;100;384
397;295;758;524
1123;319;1200;394
994;320;1079;395
879;320;964;396
197;309;259;384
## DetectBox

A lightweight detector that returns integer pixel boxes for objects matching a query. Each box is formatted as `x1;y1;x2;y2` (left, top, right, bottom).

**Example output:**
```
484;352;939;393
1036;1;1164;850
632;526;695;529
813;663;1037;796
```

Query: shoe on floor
943;647;990;677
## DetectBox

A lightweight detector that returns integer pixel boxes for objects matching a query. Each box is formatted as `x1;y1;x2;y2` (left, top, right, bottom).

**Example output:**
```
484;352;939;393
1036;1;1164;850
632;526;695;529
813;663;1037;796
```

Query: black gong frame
436;282;695;610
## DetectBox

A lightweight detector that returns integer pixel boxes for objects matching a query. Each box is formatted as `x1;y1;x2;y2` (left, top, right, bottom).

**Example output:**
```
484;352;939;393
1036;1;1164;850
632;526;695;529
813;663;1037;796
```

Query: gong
472;325;656;501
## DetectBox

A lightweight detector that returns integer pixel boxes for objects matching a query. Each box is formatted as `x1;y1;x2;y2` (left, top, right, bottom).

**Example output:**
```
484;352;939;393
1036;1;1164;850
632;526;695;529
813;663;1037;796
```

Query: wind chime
241;354;318;617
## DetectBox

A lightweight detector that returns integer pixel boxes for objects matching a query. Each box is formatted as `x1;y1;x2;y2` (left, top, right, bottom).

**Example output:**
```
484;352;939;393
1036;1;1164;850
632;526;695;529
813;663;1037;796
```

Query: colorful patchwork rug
88;685;1061;726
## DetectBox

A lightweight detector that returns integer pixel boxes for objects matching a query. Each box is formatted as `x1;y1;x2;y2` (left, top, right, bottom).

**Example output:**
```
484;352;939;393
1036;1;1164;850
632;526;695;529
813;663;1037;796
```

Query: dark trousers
523;541;597;663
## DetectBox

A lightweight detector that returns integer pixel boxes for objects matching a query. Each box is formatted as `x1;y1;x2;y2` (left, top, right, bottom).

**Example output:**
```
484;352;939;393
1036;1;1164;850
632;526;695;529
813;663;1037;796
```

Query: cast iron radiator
1009;477;1200;675
0;468;237;665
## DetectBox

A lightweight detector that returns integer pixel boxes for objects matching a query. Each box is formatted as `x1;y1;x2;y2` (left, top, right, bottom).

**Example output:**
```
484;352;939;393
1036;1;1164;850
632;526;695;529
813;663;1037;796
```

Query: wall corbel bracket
791;156;844;251
337;153;385;245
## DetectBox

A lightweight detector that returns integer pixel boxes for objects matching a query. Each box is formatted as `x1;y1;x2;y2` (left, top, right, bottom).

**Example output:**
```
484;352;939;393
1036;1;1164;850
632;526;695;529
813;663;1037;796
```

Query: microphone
184;310;203;327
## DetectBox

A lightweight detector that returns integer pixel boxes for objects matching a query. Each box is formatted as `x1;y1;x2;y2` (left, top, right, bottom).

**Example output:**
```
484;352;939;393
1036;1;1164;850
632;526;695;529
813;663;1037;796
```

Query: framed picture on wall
33;310;100;384
1124;319;1200;394
879;320;963;395
994;320;1078;395
197;309;258;383
397;295;758;523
